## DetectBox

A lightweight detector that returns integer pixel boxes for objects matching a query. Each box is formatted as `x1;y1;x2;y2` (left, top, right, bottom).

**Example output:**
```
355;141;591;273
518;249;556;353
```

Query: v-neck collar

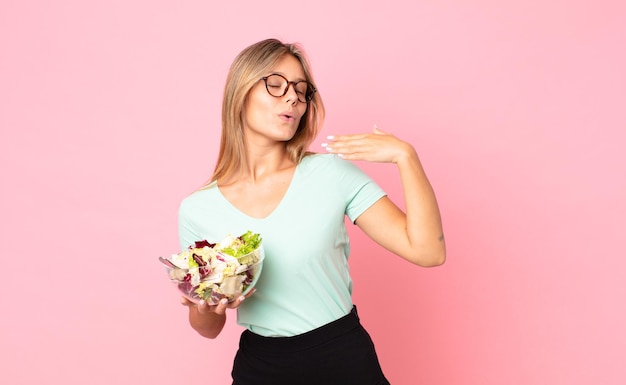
214;160;303;221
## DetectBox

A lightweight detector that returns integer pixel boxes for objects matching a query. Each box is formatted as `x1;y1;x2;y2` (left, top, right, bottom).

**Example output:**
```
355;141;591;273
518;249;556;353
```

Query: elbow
400;231;446;267
188;312;226;339
191;320;223;339
410;243;446;267
197;329;221;339
419;251;446;267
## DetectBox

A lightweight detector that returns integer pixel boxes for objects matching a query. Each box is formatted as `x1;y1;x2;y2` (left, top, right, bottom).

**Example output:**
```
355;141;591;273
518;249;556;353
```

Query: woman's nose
283;82;299;104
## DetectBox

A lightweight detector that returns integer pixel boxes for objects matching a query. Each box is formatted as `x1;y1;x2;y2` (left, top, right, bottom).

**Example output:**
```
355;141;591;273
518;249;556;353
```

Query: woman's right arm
183;298;228;339
181;291;253;339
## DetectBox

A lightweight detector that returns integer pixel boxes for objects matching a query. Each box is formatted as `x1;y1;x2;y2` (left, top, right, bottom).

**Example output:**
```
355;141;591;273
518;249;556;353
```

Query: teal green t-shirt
178;154;386;337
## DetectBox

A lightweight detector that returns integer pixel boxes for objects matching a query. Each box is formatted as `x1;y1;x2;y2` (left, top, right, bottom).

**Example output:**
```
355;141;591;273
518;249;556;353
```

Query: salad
163;231;264;305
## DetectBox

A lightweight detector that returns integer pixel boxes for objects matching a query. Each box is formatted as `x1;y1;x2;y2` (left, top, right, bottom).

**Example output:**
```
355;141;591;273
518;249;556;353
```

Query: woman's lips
279;112;295;122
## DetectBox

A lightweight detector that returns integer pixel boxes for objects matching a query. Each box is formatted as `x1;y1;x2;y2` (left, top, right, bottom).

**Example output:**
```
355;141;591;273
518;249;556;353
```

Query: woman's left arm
324;126;446;267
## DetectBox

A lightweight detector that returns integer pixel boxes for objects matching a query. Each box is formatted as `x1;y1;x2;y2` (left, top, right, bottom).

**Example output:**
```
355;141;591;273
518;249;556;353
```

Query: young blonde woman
178;38;445;385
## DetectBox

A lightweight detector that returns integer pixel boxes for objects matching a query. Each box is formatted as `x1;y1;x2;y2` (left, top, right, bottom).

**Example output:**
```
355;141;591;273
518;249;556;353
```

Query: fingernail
238;296;245;302
326;135;334;139
199;300;205;306
321;142;328;147
337;153;345;158
220;298;228;305
324;147;333;152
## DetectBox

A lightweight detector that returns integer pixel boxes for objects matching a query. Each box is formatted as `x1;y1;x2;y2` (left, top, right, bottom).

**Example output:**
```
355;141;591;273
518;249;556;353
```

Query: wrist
394;142;418;165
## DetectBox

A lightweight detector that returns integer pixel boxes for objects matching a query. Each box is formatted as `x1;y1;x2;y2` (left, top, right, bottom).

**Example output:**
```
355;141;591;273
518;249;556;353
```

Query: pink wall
2;1;625;384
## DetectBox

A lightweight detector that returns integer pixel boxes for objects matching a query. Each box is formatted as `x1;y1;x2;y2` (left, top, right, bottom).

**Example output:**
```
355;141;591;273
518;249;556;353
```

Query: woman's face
242;54;309;144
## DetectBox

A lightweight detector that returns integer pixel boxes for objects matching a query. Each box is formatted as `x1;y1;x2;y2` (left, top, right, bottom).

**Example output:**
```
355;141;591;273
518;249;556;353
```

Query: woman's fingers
226;288;256;310
180;296;195;307
180;289;257;315
323;127;409;163
211;298;229;315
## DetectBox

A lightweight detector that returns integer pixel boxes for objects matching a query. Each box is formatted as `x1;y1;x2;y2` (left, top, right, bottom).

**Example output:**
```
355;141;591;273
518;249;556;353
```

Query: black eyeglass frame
260;74;317;103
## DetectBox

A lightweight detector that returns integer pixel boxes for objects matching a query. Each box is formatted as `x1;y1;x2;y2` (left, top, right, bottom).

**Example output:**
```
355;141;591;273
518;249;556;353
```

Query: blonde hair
209;38;325;185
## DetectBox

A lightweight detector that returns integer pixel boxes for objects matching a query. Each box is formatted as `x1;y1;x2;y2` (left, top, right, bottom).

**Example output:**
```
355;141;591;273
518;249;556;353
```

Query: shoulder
179;182;219;214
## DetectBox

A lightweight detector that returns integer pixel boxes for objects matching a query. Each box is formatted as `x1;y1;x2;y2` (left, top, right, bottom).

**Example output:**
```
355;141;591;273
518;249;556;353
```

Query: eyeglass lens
265;74;312;103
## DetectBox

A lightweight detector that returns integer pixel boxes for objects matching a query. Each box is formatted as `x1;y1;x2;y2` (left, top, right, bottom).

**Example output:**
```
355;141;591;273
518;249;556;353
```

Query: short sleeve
178;196;202;251
345;178;386;223
328;156;387;223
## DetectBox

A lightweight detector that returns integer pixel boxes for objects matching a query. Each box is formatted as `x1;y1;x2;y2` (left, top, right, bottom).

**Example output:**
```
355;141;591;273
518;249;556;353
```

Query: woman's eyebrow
269;72;307;82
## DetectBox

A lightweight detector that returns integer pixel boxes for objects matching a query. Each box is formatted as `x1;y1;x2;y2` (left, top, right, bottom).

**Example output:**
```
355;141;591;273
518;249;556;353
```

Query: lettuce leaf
220;231;262;259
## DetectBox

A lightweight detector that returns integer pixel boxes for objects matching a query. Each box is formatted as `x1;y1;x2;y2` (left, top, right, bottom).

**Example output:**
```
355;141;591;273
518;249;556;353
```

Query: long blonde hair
209;38;325;185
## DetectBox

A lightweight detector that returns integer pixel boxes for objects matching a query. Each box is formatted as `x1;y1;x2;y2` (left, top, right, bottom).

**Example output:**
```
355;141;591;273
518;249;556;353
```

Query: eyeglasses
261;74;317;103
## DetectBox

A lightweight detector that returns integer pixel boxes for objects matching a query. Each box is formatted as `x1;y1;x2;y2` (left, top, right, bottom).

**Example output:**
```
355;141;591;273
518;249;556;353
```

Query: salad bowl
161;231;264;305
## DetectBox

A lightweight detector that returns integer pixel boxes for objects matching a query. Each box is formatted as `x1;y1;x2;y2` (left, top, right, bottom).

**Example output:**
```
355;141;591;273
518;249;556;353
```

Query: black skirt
231;306;390;385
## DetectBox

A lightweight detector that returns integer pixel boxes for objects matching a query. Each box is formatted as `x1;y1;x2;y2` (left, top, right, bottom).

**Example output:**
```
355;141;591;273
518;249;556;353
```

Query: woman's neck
223;143;294;186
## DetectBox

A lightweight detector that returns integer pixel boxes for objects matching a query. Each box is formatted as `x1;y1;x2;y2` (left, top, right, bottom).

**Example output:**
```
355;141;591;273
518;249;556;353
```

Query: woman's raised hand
322;125;416;164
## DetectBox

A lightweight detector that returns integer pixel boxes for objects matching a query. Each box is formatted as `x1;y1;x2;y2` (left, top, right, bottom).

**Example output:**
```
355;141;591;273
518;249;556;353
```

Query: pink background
1;1;625;384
